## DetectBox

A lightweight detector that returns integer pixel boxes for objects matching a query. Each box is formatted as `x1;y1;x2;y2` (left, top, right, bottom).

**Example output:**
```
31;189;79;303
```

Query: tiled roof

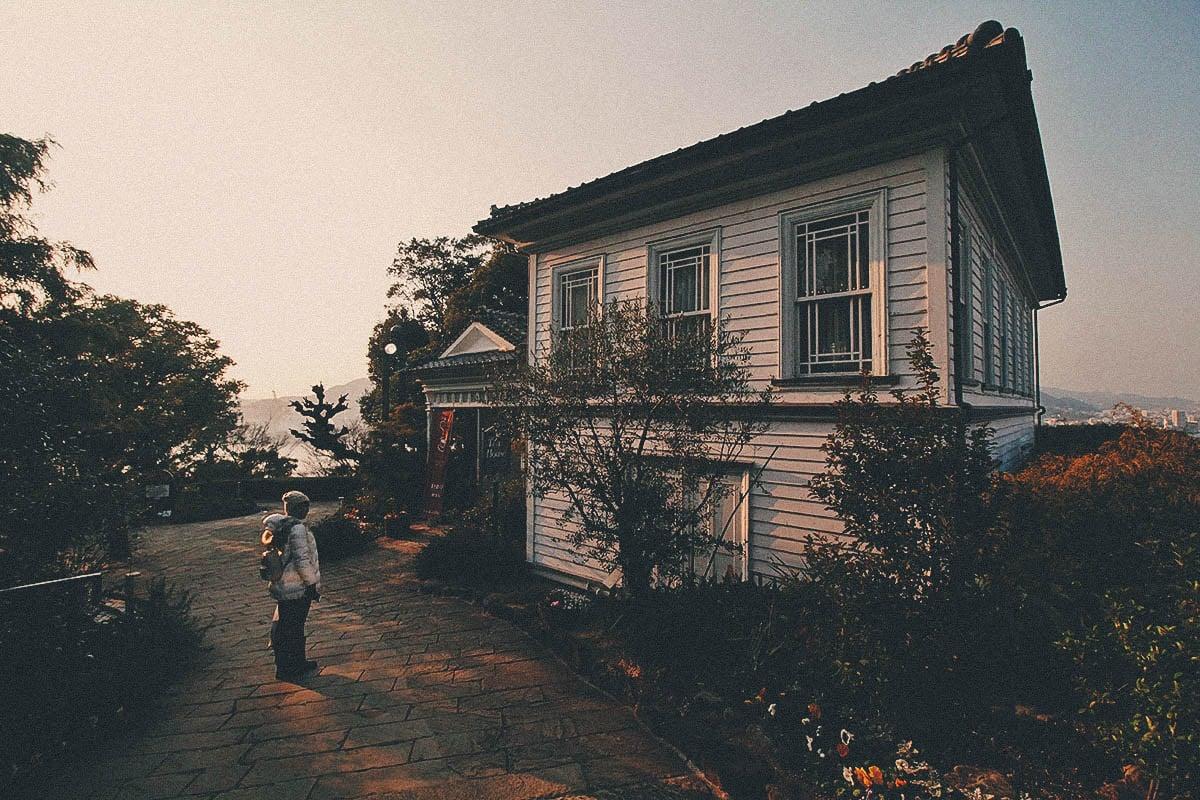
411;349;516;374
477;21;1019;230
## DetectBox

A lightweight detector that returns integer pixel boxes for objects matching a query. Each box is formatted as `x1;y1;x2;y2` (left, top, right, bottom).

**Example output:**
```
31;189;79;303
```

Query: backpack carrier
258;523;291;582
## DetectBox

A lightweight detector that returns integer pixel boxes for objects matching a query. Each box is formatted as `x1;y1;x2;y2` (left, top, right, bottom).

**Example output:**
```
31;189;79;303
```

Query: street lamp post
379;325;405;423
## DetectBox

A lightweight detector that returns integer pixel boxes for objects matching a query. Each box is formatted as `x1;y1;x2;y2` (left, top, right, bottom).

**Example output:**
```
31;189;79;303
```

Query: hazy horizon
6;1;1198;399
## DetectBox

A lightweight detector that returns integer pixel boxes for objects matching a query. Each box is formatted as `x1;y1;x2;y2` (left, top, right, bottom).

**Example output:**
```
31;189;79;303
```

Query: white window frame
956;221;975;383
779;190;888;380
982;250;996;386
551;255;605;333
999;280;1011;391
646;228;721;331
682;469;751;583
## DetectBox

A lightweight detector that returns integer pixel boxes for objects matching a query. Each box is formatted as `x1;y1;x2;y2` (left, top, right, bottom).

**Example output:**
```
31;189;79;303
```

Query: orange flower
836;742;850;758
807;702;822;719
853;766;885;788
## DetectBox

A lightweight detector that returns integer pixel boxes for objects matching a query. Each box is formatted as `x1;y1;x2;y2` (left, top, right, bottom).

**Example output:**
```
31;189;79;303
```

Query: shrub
414;525;525;589
804;330;1002;750
1035;422;1129;457
1001;425;1200;796
0;579;203;792
309;512;377;562
413;467;527;590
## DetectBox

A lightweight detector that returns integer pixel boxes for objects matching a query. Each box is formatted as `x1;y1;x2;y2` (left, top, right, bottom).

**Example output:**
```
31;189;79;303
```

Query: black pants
271;596;311;673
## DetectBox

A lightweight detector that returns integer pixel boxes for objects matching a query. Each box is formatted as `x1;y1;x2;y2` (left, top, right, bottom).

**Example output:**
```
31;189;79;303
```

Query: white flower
801;717;810;725
840;728;854;745
818;749;825;758
767;703;777;717
805;735;814;751
843;767;855;785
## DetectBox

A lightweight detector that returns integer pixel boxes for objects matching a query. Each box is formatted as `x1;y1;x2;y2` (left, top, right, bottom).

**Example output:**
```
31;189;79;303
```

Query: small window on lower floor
686;476;747;582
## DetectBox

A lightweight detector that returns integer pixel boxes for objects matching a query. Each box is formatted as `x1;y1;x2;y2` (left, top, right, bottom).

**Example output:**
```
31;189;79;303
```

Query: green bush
413;469;527;590
414;526;525;589
309;513;377;562
803;330;1004;752
1001;426;1200;796
1035;422;1129;457
0;579;203;793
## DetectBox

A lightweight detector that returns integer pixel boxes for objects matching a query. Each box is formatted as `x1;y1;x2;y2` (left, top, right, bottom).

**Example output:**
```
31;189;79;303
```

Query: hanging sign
423;409;456;515
481;423;511;474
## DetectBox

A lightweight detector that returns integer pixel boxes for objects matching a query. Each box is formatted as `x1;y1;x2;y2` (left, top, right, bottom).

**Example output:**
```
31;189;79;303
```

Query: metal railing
0;572;104;606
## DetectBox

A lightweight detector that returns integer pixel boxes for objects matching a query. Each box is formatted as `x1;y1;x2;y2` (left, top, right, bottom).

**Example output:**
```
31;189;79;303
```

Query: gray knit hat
281;490;310;506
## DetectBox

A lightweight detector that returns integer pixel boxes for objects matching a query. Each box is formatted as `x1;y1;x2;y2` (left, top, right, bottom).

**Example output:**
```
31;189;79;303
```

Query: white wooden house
472;21;1066;588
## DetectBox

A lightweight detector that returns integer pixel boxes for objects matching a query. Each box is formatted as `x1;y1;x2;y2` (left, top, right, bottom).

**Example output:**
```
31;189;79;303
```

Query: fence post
124;571;142;601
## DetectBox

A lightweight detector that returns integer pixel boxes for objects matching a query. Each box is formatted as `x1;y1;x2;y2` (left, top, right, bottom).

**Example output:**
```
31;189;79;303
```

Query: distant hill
239;377;371;475
1039;389;1100;415
1043;386;1198;413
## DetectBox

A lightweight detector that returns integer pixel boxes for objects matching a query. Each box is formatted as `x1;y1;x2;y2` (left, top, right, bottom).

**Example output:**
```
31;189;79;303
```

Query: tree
0;135;92;317
68;295;245;474
494;299;773;597
807;328;996;609
189;421;297;481
1004;425;1200;795
290;384;359;464
0;134;247;575
359;306;430;424
387;235;492;343
441;241;528;340
802;329;1000;746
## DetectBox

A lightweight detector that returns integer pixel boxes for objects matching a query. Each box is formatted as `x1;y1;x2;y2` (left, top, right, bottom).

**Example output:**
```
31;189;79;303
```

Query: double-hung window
647;230;719;341
982;253;995;385
681;474;749;582
554;260;602;332
999;282;1010;390
956;222;974;382
780;191;886;378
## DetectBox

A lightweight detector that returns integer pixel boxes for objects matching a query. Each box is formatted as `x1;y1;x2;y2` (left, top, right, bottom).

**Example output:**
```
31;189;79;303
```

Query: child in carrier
258;491;321;681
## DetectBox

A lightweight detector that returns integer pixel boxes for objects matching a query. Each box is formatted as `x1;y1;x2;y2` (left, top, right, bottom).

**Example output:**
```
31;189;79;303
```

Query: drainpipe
1033;295;1067;425
948;147;966;410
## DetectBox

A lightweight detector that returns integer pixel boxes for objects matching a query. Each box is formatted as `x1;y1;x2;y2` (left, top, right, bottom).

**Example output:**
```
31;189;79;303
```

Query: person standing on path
267;490;321;681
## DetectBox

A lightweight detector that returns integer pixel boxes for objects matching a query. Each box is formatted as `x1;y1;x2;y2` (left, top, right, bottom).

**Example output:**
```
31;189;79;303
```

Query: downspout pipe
948;146;967;410
1033;294;1067;425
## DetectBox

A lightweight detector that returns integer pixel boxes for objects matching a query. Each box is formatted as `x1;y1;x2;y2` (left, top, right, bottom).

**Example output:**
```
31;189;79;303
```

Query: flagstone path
42;504;712;800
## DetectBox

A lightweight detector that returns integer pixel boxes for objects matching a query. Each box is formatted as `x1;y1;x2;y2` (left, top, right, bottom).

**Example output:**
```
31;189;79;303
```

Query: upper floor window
956;222;975;381
999;282;1010;390
780;190;886;378
647;230;720;341
553;259;602;332
982;253;995;384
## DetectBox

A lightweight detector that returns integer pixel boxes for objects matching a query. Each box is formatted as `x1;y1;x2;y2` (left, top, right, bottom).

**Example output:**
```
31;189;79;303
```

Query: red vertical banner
424;409;455;515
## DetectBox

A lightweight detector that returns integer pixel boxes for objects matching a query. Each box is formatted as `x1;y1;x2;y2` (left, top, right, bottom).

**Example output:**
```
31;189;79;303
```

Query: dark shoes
275;660;318;682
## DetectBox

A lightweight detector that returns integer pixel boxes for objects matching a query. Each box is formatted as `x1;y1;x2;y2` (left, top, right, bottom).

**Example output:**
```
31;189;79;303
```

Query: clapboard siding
526;151;1038;585
953;166;1038;410
532;156;935;396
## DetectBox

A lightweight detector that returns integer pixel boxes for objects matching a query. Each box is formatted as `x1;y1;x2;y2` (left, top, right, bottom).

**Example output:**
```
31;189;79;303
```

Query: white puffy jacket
270;521;321;601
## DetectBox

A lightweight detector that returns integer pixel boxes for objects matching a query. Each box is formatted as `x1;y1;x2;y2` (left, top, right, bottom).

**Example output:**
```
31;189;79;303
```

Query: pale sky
5;1;1199;399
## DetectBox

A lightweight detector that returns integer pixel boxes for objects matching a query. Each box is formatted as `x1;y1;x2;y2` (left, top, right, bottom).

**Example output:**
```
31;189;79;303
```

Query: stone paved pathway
43;505;712;800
